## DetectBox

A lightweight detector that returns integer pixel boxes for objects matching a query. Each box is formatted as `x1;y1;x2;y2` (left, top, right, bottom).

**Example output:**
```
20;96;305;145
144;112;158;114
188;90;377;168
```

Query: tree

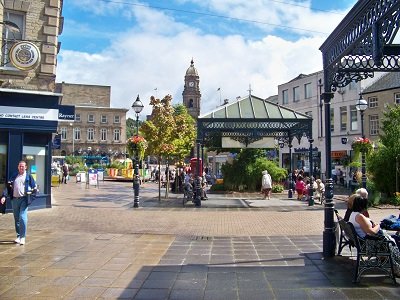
140;95;196;199
126;118;142;139
368;105;400;199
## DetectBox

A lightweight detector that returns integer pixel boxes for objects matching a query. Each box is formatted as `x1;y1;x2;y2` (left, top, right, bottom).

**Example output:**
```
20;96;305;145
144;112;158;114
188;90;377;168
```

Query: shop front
0;88;61;210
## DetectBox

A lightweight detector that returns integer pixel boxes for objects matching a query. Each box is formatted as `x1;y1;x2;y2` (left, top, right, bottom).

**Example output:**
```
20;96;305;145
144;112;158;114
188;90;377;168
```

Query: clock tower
182;59;201;119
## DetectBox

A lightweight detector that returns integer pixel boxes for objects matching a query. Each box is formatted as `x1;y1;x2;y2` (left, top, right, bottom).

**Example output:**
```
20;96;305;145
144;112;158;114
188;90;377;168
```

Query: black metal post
308;139;314;206
288;142;293;198
360;111;367;189
194;142;202;207
322;92;335;257
133;113;140;208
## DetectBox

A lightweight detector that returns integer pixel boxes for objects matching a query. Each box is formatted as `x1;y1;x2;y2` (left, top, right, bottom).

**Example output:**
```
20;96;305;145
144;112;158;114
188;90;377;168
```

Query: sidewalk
0;180;398;299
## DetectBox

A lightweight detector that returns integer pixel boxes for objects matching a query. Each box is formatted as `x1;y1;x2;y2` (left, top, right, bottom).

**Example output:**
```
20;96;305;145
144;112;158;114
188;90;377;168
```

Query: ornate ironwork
321;0;400;91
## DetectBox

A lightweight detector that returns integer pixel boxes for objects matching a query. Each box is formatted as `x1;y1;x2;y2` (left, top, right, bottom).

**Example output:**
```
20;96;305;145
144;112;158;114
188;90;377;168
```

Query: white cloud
56;1;354;119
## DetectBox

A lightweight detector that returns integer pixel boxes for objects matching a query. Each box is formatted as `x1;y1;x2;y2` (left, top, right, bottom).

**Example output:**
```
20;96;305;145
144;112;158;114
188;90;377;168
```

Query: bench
335;211;397;283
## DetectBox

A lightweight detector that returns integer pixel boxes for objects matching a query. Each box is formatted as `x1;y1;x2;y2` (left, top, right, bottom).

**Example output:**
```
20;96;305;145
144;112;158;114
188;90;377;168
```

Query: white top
349;211;368;238
13;173;26;198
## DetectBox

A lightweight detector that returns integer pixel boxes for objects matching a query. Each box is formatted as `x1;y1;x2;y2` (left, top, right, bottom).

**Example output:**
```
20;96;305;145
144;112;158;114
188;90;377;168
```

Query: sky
57;0;357;118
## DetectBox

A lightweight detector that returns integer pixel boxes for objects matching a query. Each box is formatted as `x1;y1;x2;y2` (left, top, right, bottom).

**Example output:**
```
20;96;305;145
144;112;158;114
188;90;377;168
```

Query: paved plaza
0;180;398;299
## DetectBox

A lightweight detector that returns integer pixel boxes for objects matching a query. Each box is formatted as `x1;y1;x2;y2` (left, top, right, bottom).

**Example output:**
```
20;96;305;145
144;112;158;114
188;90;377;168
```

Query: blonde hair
347;194;357;209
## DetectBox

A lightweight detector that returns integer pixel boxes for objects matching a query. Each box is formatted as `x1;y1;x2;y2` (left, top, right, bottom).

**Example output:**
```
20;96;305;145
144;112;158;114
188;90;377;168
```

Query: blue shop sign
58;105;75;121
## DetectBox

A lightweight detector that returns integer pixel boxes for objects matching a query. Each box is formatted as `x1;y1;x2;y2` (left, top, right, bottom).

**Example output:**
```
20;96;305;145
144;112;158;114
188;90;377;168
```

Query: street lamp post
132;95;144;208
69;123;75;156
356;94;368;189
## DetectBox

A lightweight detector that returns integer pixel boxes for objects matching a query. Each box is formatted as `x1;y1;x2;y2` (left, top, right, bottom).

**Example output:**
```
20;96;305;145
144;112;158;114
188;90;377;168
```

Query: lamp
356;94;368;189
131;95;144;208
69;123;75;156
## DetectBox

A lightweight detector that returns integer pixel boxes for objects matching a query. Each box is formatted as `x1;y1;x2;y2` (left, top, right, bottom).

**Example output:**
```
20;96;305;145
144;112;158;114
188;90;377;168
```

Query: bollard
288;189;293;198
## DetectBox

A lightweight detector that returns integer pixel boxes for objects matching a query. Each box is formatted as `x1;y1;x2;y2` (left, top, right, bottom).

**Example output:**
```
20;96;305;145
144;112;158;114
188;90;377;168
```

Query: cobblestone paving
0;180;398;299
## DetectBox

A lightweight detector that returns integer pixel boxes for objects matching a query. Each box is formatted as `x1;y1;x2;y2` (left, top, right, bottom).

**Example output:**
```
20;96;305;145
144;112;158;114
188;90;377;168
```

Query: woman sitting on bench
349;196;400;277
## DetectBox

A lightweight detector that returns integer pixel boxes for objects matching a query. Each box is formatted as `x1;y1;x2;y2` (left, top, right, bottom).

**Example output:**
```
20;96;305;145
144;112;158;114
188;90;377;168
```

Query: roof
362;72;400;94
185;59;198;76
199;94;310;120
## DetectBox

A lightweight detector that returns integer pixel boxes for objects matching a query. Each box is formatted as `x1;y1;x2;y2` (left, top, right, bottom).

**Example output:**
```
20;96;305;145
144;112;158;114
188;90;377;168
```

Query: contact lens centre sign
9;41;41;70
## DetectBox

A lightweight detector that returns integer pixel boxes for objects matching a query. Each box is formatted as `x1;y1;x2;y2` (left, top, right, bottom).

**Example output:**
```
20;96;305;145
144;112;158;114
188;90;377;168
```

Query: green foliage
109;161;124;169
221;149;287;192
141;96;196;163
272;184;284;193
367;105;400;199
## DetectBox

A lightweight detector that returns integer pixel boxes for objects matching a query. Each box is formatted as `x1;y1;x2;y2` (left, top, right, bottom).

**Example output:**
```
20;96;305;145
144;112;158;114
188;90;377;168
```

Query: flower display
127;135;148;160
351;137;373;157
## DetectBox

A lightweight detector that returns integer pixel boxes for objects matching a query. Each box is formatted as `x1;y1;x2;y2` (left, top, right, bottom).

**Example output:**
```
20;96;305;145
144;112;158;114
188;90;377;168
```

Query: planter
108;168;117;177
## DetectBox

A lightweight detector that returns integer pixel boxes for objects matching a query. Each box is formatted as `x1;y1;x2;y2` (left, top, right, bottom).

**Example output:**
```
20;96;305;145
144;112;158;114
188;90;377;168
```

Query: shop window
23;146;45;194
1;11;24;68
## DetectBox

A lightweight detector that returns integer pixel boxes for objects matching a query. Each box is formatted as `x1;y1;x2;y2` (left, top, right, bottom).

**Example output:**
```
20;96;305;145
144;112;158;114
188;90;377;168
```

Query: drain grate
190;236;212;241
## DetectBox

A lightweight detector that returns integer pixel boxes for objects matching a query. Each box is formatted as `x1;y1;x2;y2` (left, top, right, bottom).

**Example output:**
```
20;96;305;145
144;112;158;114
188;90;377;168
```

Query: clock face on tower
189;81;195;87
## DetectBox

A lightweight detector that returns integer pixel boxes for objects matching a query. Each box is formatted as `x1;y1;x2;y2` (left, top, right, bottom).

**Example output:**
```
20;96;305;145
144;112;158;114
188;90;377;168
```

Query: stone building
0;0;64;209
54;82;129;158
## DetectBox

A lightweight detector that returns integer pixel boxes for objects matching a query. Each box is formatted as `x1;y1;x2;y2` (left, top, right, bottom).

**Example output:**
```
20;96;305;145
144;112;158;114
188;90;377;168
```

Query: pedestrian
0;160;38;245
261;170;272;200
62;162;69;184
295;175;306;200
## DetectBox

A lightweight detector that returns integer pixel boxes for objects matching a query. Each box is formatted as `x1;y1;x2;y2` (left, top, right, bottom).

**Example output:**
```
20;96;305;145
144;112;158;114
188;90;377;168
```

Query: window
74;128;81;140
1;11;24;68
340;106;347;131
369;115;379;135
114;129;121;141
368;96;378;108
293;86;300;102
60;127;67;140
100;128;107;141
75;113;81;122
114;115;120;124
101;115;107;123
304;83;312;99
23;146;45;195
350;105;358;131
87;128;94;141
330;107;334;132
282;89;288;104
88;114;95;123
395;93;400;104
189;99;194;108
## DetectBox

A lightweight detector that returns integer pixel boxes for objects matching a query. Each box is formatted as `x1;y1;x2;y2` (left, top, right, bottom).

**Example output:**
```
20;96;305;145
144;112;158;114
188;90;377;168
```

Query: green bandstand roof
197;94;313;146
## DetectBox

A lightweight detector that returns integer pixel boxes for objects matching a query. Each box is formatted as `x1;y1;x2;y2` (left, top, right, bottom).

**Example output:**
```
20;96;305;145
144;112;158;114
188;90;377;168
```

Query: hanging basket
127;136;148;160
351;137;373;156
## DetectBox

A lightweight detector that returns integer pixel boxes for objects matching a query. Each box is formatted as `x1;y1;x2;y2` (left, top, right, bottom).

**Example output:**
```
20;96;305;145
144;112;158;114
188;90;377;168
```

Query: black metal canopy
320;0;400;92
197;94;313;146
